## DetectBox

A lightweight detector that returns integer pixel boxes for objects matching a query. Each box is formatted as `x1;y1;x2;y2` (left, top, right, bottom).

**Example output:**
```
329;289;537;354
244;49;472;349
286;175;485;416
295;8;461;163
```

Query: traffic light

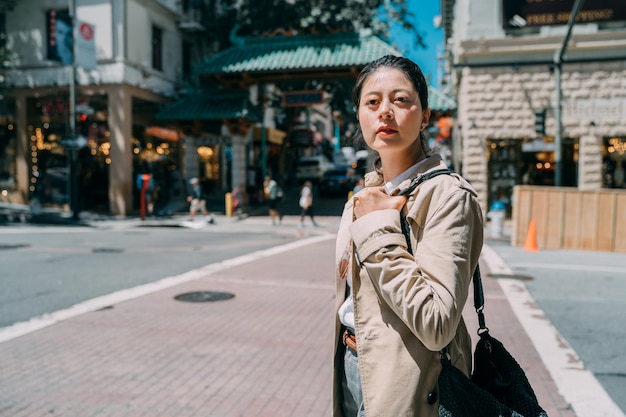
534;109;546;136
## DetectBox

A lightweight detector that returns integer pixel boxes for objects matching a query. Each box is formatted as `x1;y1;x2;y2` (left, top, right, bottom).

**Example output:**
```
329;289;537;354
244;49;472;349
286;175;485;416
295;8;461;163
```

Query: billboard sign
503;0;626;28
47;9;73;65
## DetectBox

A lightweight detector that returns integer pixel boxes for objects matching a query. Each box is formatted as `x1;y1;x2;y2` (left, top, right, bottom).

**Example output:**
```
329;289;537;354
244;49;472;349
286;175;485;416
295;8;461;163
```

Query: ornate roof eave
197;30;400;88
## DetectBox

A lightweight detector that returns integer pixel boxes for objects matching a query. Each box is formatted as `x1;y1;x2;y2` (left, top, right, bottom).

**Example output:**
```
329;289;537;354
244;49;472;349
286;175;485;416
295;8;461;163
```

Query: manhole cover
0;244;29;250
92;248;124;253
174;291;235;303
488;273;534;281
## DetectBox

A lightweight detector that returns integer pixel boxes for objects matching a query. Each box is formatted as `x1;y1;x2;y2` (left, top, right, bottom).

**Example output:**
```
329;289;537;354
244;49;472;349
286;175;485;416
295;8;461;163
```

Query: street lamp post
553;0;585;187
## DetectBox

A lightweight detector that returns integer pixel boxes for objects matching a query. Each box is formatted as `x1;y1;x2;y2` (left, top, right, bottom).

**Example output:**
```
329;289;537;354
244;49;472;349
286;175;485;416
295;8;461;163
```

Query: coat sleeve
349;183;483;351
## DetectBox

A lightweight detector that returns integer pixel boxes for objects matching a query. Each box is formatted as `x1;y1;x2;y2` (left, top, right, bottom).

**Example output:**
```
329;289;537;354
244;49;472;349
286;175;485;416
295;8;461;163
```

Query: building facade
0;0;216;216
441;0;626;216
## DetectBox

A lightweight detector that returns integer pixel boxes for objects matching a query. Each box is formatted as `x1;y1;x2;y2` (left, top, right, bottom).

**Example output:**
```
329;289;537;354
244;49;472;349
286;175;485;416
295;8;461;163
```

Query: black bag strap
398;168;454;254
397;168;455;197
398;168;488;342
473;265;487;333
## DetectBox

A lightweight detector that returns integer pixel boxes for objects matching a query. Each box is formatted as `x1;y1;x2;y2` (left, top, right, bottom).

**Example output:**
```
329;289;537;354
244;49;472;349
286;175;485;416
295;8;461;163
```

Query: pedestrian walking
333;55;484;416
263;174;283;225
187;177;215;223
298;180;319;227
231;183;247;219
352;177;365;194
136;171;156;218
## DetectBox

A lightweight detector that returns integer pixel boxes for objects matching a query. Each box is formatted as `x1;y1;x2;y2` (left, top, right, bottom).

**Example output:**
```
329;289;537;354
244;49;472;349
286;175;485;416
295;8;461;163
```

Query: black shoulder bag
398;169;548;417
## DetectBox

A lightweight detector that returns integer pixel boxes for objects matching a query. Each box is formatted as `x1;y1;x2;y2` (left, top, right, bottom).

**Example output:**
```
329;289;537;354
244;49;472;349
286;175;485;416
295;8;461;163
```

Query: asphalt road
0;225;308;328
486;239;626;414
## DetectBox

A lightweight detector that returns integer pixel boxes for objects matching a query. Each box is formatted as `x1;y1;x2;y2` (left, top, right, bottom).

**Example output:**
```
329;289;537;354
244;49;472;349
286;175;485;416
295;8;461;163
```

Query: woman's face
357;67;430;158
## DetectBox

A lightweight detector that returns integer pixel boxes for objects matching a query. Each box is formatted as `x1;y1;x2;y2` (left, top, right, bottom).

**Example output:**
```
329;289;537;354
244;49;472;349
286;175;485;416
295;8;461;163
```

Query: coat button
427;391;438;404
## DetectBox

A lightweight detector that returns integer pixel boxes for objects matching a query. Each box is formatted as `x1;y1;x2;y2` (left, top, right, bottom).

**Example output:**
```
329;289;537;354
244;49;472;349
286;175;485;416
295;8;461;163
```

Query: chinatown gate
156;31;457;211
155;31;401;207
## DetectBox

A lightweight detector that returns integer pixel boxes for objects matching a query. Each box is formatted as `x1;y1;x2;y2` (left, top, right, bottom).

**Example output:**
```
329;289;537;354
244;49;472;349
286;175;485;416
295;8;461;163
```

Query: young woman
333;55;484;416
298;180;319;227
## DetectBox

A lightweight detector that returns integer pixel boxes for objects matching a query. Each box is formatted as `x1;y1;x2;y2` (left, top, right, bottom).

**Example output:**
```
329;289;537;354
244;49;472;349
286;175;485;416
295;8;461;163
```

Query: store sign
503;0;626;28
281;90;324;108
522;138;555;152
61;135;88;149
563;98;626;120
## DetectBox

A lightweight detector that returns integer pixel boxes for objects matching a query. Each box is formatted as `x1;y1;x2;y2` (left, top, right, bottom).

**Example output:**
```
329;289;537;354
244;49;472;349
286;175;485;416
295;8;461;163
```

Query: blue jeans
341;347;365;417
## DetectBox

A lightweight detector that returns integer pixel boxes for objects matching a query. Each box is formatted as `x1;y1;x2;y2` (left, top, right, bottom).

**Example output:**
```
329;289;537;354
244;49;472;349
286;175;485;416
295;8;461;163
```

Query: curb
481;243;625;417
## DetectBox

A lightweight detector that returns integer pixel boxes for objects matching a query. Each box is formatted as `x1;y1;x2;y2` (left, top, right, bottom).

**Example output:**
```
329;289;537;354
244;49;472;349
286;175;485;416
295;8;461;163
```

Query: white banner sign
75;20;97;71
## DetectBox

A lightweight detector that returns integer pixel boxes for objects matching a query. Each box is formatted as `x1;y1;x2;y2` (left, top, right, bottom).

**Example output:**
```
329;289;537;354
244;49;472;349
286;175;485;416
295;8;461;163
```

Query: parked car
332;147;357;168
319;166;359;196
295;155;335;183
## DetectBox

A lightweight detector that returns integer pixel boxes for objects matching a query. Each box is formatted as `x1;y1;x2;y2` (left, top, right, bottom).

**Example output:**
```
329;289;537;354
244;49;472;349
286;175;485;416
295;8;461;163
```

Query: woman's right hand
353;187;407;219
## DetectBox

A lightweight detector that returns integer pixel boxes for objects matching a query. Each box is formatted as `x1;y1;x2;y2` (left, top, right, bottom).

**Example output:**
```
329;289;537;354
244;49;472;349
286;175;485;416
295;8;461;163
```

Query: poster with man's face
47;9;73;65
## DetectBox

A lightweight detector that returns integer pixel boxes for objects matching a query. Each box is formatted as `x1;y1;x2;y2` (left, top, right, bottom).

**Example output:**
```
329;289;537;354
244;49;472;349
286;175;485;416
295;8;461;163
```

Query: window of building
0;11;6;49
602;136;626;189
182;40;192;82
151;25;163;71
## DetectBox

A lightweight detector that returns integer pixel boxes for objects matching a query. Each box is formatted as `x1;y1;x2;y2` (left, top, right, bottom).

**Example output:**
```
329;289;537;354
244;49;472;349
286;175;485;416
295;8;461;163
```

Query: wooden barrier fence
511;185;626;253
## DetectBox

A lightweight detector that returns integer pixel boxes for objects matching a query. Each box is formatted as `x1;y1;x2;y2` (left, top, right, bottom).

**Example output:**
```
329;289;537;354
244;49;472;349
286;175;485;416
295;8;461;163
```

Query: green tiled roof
198;31;400;75
155;92;259;121
428;86;457;111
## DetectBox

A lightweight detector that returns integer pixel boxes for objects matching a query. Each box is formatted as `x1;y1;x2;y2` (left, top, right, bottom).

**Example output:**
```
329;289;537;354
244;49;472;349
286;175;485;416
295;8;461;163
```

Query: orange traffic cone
524;219;539;252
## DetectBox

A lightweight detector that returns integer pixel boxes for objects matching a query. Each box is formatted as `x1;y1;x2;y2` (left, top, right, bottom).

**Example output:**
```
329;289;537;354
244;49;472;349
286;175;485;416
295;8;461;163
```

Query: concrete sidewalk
0;218;594;416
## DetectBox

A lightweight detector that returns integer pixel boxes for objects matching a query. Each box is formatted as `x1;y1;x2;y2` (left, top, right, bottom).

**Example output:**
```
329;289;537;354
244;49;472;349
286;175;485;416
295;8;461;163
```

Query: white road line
0;234;335;344
509;262;626;274
481;244;625;417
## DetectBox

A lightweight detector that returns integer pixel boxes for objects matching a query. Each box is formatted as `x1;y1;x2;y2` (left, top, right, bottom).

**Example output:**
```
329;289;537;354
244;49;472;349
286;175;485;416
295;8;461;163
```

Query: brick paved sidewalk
0;233;574;417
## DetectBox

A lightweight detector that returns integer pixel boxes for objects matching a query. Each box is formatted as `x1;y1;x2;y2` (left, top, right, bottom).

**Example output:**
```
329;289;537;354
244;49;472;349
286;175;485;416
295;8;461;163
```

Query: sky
388;0;444;88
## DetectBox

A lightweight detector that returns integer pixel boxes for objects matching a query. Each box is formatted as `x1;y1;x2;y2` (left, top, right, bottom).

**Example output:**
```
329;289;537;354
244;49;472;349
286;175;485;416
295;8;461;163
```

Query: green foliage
204;0;423;51
0;0;17;12
197;0;425;121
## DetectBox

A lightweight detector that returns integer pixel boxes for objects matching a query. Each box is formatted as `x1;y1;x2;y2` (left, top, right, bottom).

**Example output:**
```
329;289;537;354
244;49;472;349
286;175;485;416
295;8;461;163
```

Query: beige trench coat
332;155;484;417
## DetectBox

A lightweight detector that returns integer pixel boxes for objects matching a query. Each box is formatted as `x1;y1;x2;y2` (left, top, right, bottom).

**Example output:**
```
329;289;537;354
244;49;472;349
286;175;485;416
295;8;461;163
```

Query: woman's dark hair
352;55;432;171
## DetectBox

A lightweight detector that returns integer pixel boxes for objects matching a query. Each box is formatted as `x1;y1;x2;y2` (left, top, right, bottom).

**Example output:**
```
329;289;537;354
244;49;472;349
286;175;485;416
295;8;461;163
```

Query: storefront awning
253;126;286;146
144;126;181;141
154;92;259;122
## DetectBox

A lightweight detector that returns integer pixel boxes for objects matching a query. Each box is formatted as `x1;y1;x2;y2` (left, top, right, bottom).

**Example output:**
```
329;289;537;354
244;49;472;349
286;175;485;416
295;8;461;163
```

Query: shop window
602;136;626;189
487;139;520;217
519;137;578;187
0;99;16;199
27;95;111;211
197;145;220;193
133;130;183;214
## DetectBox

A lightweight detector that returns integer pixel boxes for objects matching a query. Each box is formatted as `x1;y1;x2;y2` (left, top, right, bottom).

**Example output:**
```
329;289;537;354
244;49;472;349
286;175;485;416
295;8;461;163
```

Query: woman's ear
421;108;431;130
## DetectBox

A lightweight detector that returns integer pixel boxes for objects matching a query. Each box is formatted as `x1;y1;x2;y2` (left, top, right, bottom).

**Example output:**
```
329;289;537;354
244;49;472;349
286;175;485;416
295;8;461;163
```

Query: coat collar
363;154;449;195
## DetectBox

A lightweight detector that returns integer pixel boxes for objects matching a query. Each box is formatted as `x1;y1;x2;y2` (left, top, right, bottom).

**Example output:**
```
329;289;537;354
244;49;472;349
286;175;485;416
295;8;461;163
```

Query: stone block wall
456;60;626;212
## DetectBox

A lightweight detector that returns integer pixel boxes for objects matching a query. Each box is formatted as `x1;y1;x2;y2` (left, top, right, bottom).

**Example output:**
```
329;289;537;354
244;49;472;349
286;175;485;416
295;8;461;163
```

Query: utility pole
259;83;267;180
68;0;80;220
553;0;585;187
